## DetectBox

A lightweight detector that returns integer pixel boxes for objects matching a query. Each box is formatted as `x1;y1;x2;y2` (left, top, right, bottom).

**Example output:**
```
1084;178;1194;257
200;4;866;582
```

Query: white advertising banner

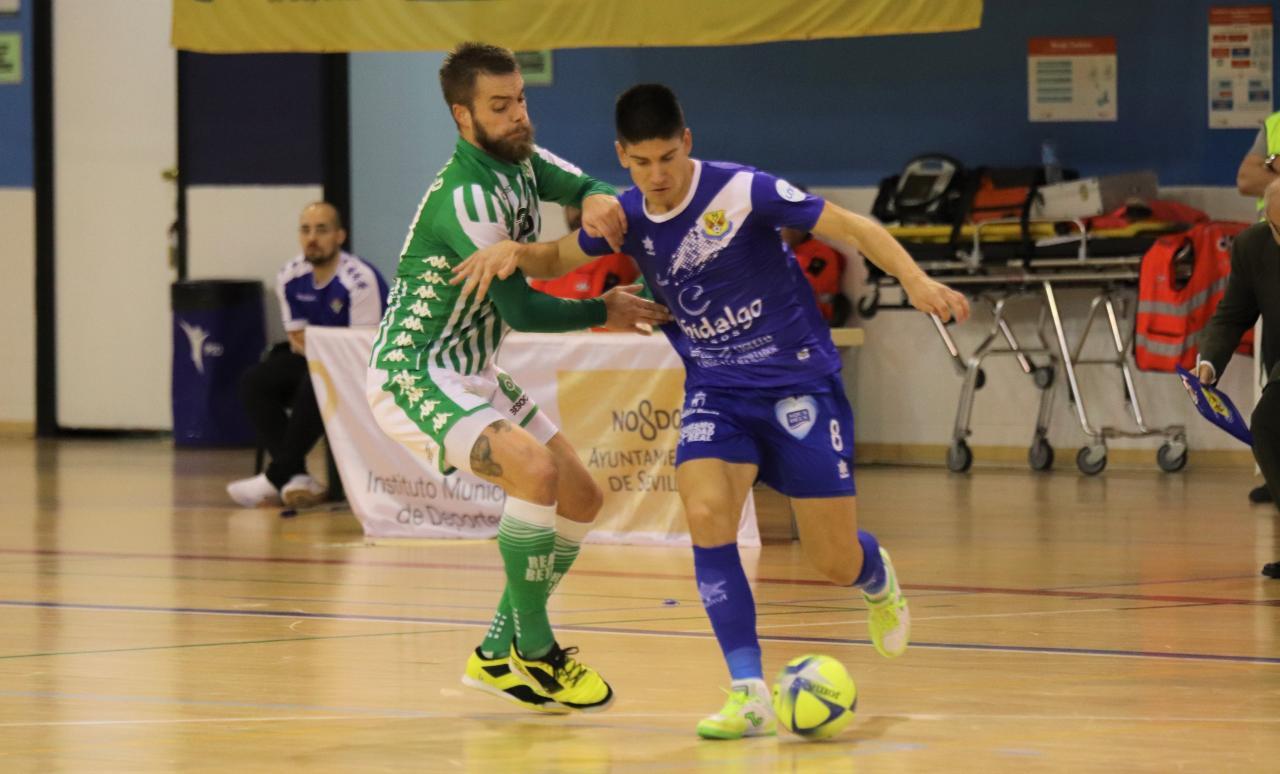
307;326;507;540
1207;6;1274;129
306;327;758;546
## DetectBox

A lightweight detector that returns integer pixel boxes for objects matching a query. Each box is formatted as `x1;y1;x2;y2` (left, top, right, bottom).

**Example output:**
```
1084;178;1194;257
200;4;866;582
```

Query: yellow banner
557;368;687;541
172;0;982;53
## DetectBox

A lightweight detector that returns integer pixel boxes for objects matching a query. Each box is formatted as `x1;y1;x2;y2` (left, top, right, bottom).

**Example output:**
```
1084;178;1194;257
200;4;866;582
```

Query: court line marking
0;689;1272;731
0;628;461;662
1;546;1275;607
0;715;424;728
0;599;1276;666
226;594;657;616
753;604;1171;630
0;566;686;604
0;688;436;717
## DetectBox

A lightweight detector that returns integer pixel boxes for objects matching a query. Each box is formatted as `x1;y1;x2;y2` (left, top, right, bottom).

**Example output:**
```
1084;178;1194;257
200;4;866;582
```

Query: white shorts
366;362;559;476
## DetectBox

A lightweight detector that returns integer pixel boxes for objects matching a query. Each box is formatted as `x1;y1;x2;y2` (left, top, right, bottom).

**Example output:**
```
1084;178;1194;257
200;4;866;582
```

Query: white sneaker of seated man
280;474;327;508
227;473;326;508
226;473;281;508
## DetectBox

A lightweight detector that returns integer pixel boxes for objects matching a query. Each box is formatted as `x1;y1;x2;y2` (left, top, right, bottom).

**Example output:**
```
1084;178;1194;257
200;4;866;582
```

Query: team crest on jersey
329;298;344;315
702;210;730;239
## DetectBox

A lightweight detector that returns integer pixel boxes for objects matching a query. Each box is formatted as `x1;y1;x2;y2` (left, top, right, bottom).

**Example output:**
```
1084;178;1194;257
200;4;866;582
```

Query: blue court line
1;598;1277;666
4;546;1277;607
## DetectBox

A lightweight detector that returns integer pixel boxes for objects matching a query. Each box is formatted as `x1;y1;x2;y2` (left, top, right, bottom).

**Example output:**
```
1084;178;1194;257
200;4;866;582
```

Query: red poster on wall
1208;6;1273;128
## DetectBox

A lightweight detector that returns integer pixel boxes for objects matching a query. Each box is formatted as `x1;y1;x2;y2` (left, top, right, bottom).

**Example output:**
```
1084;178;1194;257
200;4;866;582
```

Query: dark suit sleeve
1198;235;1260;378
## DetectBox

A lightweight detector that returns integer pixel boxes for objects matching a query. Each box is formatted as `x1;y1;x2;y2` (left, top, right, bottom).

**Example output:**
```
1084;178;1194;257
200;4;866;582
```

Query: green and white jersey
370;137;615;375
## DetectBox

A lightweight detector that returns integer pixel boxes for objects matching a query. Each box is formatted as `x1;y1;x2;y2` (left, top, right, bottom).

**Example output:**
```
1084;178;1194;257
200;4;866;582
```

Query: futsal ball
772;654;857;739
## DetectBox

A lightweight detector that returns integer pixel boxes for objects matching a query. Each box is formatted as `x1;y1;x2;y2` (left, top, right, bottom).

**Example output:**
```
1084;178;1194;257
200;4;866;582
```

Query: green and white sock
495;498;557;660
480;514;594;658
548;515;593;595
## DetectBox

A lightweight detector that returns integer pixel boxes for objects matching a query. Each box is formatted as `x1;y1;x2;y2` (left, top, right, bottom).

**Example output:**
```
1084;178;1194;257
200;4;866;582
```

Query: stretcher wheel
946;441;973;473
857;293;880;319
1028;438;1054;471
1076;446;1107;475
1156;441;1187;473
971;368;987;390
1032;366;1054;390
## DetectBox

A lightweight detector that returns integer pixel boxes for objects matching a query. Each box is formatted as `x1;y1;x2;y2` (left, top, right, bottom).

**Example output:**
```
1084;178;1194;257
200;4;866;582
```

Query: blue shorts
676;373;856;499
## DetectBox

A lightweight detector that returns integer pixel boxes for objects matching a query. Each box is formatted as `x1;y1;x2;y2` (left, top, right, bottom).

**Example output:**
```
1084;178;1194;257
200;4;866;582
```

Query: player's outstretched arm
580;193;627;252
811;202;971;323
451;231;598;301
488;272;670;334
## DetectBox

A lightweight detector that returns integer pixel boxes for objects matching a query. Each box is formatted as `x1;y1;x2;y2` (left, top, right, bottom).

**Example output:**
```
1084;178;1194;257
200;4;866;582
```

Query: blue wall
350;51;454;277
524;0;1280;187
0;4;32;188
181;53;325;186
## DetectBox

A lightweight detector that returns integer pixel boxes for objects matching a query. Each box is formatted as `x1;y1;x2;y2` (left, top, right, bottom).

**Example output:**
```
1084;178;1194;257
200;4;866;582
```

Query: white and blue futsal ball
772;654;857;739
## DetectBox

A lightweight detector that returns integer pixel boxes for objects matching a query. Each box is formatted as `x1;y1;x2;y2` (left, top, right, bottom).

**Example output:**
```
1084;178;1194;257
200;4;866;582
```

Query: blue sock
692;542;763;681
854;529;887;595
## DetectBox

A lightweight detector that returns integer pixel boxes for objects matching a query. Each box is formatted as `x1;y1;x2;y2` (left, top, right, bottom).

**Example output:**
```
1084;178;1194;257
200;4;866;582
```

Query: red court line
3;546;1277;607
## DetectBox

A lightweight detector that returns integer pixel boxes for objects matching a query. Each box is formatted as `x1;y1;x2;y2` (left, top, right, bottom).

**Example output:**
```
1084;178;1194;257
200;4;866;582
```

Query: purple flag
1175;365;1253;446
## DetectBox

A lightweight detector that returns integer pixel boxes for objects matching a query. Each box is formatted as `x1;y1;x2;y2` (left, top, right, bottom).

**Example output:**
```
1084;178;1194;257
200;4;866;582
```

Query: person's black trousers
1252;383;1280;504
240;343;324;490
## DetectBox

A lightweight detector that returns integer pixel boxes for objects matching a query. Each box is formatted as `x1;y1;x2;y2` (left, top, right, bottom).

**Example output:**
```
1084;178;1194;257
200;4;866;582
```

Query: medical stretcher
859;217;1189;475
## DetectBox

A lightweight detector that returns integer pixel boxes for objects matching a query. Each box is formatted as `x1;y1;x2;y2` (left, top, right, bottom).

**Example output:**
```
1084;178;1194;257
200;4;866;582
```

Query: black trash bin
171;280;266;446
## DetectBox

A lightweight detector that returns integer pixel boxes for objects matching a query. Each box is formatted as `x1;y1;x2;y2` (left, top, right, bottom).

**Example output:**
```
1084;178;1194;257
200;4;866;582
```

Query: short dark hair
615;84;685;145
439;42;518;109
305;201;344;230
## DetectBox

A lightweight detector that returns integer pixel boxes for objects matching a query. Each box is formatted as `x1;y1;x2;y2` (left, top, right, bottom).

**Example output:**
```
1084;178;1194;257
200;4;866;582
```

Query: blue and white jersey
276;251;389;331
580;159;840;390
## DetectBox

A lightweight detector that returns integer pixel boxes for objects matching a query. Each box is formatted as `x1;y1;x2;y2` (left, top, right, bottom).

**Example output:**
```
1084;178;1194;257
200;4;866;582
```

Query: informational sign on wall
515;51;552;86
0;32;20;85
1208;6;1273;128
1028;37;1117;122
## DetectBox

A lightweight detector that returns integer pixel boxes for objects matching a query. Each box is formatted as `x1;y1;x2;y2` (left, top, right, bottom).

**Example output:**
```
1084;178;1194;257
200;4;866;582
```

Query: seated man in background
226;202;389;508
1197;178;1280;578
530;204;639;302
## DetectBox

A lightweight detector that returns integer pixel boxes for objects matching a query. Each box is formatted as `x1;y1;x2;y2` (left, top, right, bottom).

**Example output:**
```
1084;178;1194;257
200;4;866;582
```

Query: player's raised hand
581;193;627;252
451;240;521;301
600;284;672;334
904;275;970;323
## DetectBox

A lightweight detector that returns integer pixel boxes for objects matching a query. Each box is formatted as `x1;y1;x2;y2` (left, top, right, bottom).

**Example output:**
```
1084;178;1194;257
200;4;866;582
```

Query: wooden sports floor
0;437;1276;772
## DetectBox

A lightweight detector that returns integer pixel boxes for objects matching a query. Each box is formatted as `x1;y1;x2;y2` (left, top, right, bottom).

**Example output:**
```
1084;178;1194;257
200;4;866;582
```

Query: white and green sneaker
864;547;910;658
696;679;777;740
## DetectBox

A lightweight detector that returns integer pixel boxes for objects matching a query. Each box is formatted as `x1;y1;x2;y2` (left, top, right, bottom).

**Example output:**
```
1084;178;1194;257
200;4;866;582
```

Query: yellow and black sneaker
509;642;614;712
461;647;569;714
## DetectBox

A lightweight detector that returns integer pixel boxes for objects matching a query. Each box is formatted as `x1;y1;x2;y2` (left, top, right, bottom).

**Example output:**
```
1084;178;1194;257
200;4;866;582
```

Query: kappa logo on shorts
775;395;818;440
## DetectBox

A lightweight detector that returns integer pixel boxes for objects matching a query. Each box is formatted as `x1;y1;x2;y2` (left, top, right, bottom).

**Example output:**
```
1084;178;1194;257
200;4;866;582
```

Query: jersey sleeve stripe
455;186;479;224
535;146;584;176
470;185;490;224
488;194;508;230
